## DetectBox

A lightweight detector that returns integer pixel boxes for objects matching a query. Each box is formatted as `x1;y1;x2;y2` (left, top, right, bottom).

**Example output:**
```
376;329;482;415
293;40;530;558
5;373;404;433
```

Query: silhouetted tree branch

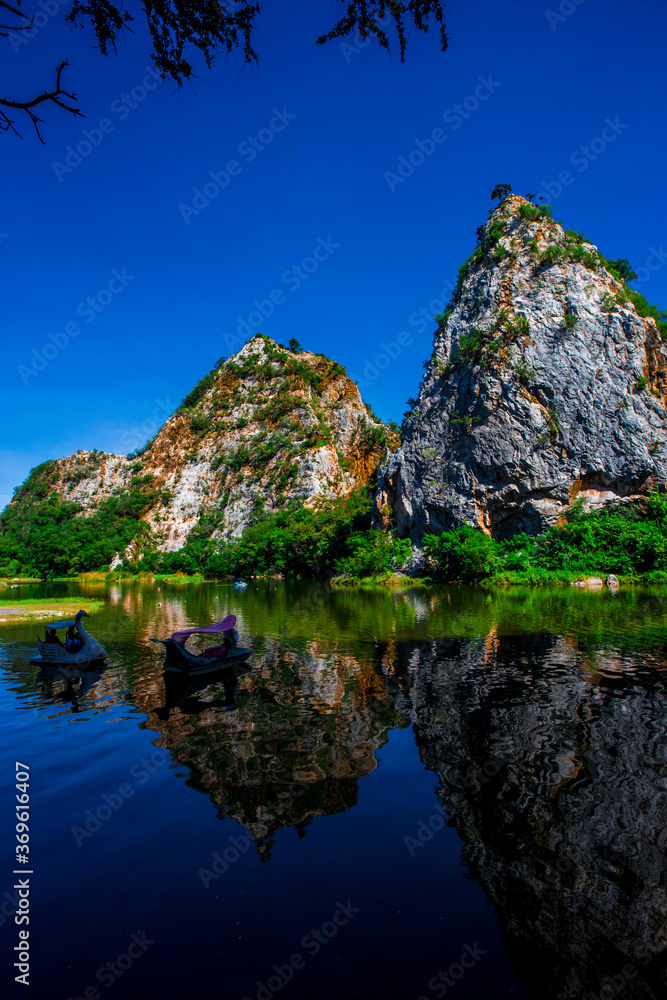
0;59;82;143
2;0;448;142
316;0;447;62
0;0;32;34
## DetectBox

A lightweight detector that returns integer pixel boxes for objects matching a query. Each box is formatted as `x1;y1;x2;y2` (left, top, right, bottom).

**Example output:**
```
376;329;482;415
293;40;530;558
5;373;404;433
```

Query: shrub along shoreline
423;491;667;586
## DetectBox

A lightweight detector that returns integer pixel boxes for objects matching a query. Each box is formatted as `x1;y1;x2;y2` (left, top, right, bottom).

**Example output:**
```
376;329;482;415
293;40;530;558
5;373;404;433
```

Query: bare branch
0;1;449;144
0;61;83;143
0;0;28;18
0;0;33;35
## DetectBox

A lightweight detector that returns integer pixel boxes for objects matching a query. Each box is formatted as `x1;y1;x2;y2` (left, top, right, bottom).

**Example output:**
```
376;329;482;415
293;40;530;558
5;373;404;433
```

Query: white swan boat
30;609;109;664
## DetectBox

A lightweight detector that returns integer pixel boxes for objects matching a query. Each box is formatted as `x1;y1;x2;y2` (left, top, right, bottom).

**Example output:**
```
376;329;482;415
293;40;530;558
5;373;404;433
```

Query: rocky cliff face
15;336;394;555
377;195;667;542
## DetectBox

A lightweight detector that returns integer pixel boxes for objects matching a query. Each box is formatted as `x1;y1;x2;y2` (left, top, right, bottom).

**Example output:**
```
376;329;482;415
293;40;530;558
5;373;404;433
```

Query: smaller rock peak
231;333;313;363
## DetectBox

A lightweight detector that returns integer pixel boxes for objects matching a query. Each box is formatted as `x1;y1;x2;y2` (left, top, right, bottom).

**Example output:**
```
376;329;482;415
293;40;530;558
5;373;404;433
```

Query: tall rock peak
377;194;667;541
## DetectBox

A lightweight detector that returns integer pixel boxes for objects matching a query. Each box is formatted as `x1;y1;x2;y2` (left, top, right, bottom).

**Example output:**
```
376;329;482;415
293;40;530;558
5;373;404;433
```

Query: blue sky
2;0;666;509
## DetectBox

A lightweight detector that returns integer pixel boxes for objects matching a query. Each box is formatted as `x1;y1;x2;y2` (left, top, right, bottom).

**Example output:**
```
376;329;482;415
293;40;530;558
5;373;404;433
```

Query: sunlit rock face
377;195;667;542
396;633;667;1000
10;336;394;555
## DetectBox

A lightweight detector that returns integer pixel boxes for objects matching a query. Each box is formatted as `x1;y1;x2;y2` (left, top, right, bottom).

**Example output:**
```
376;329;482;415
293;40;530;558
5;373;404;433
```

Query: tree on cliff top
0;0;448;142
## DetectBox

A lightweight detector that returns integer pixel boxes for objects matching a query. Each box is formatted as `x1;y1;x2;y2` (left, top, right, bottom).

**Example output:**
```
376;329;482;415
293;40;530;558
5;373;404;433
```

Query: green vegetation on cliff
0;475;157;578
141;488;407;579
0;483;408;582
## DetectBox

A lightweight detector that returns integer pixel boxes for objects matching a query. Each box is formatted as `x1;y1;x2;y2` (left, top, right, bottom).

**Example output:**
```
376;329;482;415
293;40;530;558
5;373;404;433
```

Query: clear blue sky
2;0;666;509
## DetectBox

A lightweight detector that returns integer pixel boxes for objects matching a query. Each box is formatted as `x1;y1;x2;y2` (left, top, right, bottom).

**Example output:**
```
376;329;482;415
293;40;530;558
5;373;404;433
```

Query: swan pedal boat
30;609;108;665
150;614;251;676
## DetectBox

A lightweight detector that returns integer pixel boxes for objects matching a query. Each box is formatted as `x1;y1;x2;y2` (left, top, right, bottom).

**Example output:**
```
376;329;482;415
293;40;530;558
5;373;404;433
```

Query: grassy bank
0;597;103;622
331;572;430;588
484;570;667;587
72;571;209;584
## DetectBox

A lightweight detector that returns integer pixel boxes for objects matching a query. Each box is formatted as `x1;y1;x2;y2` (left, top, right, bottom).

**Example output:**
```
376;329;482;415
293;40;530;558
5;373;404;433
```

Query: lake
2;579;667;1000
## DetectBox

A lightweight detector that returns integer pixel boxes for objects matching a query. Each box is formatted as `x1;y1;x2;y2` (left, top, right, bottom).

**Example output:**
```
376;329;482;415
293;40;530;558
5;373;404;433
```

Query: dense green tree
490;183;512;202
605;258;639;282
424;492;667;584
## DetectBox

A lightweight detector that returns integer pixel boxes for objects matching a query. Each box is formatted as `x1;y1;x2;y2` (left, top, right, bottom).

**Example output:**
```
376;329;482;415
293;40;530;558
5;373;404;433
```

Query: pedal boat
150;614;251;675
30;609;108;665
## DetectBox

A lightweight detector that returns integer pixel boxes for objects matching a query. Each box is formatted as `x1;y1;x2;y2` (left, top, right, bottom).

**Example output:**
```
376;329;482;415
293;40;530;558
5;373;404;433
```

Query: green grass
0;597;103;621
330;572;429;588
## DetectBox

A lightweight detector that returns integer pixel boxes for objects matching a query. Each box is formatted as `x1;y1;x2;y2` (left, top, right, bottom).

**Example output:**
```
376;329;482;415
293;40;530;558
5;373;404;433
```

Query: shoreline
3;571;666;591
0;598;103;622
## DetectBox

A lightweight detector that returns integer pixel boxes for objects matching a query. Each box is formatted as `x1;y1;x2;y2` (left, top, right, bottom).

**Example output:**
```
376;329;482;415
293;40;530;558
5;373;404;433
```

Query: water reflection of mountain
140;641;409;853
392;633;667;1000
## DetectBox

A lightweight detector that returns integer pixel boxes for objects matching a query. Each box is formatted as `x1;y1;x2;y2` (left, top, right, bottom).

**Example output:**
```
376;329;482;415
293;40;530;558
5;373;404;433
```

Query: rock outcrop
13;336;394;554
377;195;667;542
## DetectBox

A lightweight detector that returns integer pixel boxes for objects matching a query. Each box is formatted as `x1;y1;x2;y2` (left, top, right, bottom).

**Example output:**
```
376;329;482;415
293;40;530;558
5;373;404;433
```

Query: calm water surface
2;580;667;1000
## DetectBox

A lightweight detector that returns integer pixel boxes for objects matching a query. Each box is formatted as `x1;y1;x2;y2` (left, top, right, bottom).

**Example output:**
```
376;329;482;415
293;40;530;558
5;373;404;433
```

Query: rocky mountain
14;335;394;556
376;194;667;543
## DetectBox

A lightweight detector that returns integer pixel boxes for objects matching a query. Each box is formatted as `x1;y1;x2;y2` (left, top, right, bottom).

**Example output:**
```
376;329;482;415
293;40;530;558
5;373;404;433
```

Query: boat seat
201;645;229;658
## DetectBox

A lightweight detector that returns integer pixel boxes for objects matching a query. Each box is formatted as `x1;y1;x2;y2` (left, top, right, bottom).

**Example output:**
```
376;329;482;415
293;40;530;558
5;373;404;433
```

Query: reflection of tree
397;633;667;1000
141;640;408;853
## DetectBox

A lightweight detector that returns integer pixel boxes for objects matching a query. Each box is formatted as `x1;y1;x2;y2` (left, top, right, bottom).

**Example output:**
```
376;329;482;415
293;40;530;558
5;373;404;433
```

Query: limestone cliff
377;195;667;542
14;336;394;555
